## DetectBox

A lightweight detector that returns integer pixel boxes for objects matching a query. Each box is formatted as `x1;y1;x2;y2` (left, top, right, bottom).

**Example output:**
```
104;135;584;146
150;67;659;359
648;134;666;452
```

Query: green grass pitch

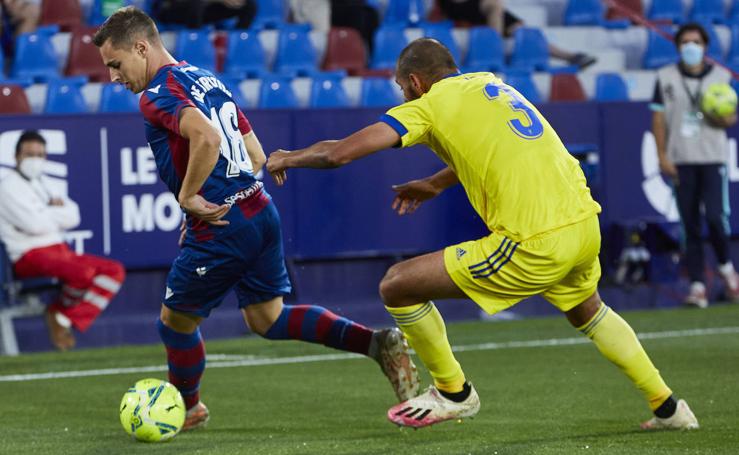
1;304;738;455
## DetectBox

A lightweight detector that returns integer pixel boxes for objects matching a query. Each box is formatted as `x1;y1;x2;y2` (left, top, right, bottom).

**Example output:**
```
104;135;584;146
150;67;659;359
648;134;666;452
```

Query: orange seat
40;0;83;32
65;27;110;82
0;85;31;115
549;74;587;102
322;27;367;75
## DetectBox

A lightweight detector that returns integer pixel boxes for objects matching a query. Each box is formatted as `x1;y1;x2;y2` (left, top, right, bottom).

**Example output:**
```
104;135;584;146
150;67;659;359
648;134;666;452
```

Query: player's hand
266;149;290;186
179;194;230;226
391;179;441;215
658;157;678;180
48;198;64;206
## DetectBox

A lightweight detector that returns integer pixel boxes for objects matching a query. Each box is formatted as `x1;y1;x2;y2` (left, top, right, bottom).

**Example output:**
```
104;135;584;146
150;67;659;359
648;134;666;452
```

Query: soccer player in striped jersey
93;6;419;431
266;38;699;430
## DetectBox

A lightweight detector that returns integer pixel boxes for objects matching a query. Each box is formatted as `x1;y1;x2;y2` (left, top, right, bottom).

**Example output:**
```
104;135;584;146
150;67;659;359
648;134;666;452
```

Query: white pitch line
1;326;738;383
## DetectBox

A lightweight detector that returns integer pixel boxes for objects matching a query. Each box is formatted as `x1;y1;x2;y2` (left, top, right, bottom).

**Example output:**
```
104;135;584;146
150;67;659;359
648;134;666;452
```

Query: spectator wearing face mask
651;23;739;308
0;131;126;351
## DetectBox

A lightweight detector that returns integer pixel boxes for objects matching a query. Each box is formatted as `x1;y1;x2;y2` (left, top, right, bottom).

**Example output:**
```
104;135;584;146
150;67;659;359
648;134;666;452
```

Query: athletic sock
263;304;373;355
654;395;678;418
385;301;466;394
439;382;472;402
157;319;206;410
577;303;672;411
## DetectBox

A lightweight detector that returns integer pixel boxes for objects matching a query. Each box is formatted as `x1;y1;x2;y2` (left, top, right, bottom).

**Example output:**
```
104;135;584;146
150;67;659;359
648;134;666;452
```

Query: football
701;82;738;118
119;378;185;442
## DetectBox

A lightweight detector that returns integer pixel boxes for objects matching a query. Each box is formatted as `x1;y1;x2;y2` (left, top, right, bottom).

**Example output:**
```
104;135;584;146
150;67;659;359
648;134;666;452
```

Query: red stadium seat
322;27;367;75
606;0;644;22
65;27;110;82
549;74;587;102
40;0;83;32
0;85;31;115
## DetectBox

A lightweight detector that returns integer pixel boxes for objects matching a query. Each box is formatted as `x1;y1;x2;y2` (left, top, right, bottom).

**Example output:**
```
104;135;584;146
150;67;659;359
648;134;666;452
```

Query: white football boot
387;384;480;428
641;399;699;430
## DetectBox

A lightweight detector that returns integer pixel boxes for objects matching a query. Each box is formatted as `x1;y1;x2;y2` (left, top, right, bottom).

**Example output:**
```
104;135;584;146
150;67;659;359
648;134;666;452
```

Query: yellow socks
385;302;466;393
579;303;672;410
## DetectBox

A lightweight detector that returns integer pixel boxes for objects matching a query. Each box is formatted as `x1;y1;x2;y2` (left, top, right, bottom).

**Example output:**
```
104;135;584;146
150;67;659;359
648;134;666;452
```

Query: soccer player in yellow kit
266;39;699;430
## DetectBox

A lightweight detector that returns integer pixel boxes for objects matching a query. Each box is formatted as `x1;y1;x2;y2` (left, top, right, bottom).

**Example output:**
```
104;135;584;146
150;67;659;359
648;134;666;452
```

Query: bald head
396;38;458;83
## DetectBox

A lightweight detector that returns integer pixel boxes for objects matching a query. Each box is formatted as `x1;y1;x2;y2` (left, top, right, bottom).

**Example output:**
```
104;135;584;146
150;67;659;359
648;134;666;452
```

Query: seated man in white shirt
0;131;125;350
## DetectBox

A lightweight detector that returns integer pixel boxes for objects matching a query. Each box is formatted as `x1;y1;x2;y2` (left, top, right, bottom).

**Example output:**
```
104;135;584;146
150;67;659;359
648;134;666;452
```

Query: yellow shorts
443;216;601;314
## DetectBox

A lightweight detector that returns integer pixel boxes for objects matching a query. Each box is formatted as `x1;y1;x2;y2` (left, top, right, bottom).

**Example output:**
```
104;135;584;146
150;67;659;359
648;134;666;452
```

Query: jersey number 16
209;101;253;177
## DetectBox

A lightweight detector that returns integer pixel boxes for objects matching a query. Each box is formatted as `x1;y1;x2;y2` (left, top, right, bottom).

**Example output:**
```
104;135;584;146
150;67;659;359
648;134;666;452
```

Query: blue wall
3;101;739;352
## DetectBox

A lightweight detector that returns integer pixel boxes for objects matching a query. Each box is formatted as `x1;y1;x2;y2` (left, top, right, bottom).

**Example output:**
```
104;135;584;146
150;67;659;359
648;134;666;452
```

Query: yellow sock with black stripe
385;302;466;393
578;303;672;411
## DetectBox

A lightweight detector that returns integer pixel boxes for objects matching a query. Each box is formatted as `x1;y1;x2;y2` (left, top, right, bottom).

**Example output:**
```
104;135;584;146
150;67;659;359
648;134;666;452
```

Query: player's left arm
266;122;400;185
177;106;230;225
243;131;266;175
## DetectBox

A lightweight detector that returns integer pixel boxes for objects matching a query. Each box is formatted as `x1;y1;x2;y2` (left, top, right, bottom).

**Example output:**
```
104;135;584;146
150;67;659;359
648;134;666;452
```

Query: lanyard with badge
679;74;704;138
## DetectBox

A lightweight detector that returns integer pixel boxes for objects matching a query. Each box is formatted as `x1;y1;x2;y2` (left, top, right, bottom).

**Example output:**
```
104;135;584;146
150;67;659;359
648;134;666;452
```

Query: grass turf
1;304;738;455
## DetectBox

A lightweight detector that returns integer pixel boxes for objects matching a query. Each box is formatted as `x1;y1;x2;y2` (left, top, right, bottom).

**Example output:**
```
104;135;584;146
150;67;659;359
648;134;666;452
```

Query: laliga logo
640;132;739;221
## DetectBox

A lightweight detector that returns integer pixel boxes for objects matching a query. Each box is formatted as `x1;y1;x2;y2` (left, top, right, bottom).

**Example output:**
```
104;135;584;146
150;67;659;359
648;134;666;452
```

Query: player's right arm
391;167;459;215
177;107;230;225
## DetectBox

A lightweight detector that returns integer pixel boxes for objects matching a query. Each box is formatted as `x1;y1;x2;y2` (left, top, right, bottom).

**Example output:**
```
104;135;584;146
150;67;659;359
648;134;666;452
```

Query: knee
105;260;126;282
379;264;407;307
242;299;283;336
565;292;602;328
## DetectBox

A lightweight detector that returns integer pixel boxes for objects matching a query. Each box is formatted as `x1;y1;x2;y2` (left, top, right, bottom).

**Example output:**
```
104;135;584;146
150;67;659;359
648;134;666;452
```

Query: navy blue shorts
163;201;292;318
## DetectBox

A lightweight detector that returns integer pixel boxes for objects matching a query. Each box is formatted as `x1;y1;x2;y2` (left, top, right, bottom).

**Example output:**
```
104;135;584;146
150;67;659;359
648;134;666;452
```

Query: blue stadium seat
360;78;401;107
690;0;725;24
175;29;217;73
44;77;88;114
218;75;249;109
464;26;505;72
370;25;408;70
504;71;542;104
310;73;350;108
10;26;60;81
253;0;287;28
727;25;739;66
259;76;298;108
697;21;724;62
509;28;549;72
99;83;139;113
421;22;460;65
273;24;318;76
730;0;739;24
642;27;679;69
647;0;684;23
563;0;604;26
383;0;427;25
594;73;629;101
223;30;266;78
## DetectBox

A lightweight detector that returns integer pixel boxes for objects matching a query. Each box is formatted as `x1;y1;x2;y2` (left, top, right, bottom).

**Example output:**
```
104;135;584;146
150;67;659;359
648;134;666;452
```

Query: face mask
19;157;46;180
680;42;704;66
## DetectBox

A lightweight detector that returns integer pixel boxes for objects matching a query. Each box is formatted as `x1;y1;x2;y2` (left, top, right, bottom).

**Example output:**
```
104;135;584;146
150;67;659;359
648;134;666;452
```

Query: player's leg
237;202;419;401
157;305;209;430
157;243;243;430
62;253;126;329
380;249;484;427
545;216;697;429
379;250;468;394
